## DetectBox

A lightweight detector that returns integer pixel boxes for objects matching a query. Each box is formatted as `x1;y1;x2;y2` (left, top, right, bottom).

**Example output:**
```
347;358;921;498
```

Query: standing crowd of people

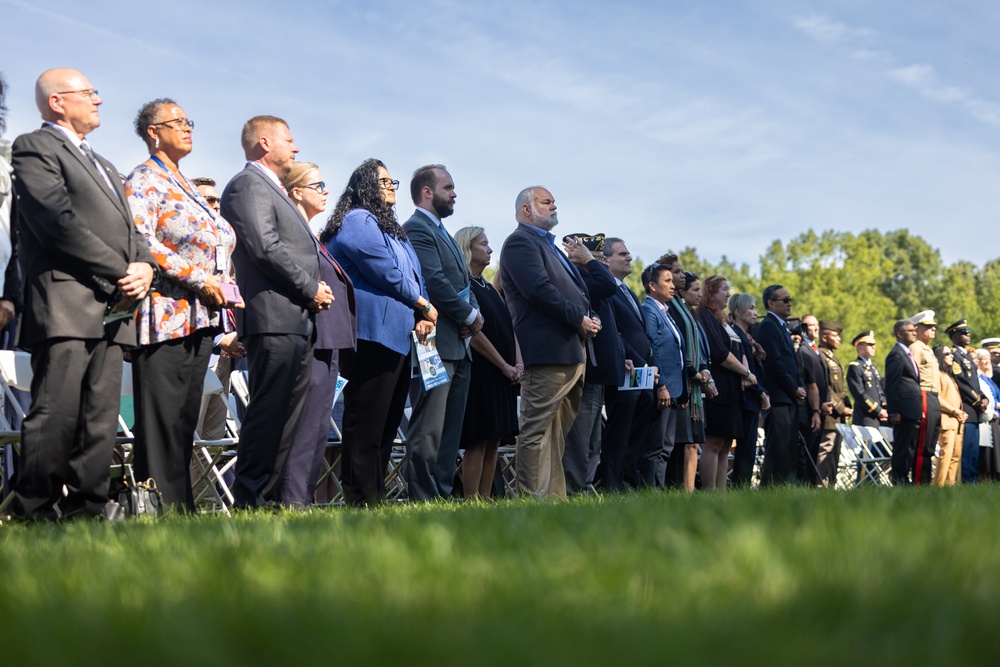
1;68;998;522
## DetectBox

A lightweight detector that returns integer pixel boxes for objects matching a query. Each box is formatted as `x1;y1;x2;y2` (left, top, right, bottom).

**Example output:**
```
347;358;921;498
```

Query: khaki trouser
516;363;585;498
933;425;963;486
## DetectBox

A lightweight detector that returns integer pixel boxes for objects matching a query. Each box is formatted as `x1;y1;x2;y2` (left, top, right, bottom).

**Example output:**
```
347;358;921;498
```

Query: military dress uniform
817;321;851;487
946;319;984;482
848;357;886;428
908;311;942;486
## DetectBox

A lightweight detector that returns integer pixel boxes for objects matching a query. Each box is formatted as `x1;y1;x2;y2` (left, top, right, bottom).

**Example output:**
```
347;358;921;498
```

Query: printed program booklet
412;328;450;390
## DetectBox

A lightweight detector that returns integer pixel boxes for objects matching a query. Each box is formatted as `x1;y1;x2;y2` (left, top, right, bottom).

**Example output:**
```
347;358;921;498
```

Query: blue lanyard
149;155;217;220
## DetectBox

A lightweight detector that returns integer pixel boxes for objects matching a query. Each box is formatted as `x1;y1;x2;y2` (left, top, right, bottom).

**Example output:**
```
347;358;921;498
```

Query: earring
154;137;159;149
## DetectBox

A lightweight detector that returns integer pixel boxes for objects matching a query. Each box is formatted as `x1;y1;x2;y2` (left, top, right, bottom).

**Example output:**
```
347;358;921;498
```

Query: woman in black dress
454;226;521;499
696;276;756;490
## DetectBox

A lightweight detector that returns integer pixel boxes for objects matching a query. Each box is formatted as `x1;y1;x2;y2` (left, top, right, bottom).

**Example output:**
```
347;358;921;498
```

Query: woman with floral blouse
125;98;237;512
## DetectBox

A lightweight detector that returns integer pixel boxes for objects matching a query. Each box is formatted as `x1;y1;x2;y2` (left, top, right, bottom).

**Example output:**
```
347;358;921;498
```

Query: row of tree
622;229;999;372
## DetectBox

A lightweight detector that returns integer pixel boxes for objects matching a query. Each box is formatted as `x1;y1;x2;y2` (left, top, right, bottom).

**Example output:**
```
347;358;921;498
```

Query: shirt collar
44;121;83;149
248;160;283;189
768;311;786;326
416;206;442;227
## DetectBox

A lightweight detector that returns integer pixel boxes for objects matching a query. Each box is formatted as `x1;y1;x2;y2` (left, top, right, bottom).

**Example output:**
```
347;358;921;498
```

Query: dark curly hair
320;158;404;243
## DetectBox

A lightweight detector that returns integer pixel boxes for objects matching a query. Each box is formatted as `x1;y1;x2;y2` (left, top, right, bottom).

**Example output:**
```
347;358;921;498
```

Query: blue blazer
326;208;425;356
642;298;687;402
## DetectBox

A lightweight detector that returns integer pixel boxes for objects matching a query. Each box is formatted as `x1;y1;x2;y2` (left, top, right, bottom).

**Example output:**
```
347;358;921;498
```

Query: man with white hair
498;186;599;497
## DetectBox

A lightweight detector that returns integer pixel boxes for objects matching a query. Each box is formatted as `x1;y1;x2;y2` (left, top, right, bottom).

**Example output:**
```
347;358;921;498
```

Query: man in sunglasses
193;177;222;215
756;284;807;485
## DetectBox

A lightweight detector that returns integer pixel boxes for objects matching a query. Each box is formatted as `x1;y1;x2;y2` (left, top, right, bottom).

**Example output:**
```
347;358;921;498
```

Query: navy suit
756;312;804;485
885;342;922;484
564;259;618;492
600;282;655;489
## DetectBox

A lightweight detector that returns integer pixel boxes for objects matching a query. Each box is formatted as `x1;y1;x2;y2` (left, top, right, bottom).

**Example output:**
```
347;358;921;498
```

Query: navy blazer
885;342;923;421
756;312;803;405
326;209;425;356
314;241;356;352
578;259;623;386
642;298;687;402
609;282;652;366
498;224;589;366
402;209;477;362
221;164;320;337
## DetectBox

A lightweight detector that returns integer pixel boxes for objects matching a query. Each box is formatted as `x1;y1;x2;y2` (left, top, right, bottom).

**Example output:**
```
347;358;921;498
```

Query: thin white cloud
793;15;875;46
794;13;1000;131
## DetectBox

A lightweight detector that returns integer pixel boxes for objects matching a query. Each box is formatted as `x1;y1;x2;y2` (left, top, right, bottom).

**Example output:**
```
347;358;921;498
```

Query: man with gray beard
499;187;600;497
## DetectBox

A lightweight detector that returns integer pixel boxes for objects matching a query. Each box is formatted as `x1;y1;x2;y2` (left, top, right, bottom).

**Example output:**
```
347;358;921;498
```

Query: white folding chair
0;350;31;513
191;367;240;513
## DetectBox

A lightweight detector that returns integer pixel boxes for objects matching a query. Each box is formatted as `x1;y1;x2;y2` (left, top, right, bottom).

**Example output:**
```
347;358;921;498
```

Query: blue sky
2;0;999;270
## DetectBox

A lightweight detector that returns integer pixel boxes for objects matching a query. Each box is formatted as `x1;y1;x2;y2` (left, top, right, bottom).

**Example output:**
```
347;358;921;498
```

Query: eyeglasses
56;88;100;100
378;178;400;190
302;181;327;193
771;296;793;304
150;118;195;130
204;196;221;205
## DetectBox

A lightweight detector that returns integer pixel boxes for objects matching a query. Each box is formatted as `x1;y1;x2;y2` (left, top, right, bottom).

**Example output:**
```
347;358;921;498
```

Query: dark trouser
644;405;678;487
133;330;214;513
233;333;312;508
340;340;409;507
891;418;921;484
761;402;799;486
961;420;980;483
916;392;941;486
599;386;653;490
732;408;760;487
563;382;605;493
14;338;122;519
797;408;821;486
278;348;340;507
404;356;471;501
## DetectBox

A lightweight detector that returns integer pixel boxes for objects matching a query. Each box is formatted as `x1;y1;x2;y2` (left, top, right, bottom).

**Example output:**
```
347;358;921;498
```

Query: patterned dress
126;164;236;345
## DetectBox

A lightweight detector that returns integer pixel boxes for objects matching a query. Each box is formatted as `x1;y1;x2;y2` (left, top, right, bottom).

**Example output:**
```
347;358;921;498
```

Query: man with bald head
221;115;333;508
9;68;156;520
499;186;599;497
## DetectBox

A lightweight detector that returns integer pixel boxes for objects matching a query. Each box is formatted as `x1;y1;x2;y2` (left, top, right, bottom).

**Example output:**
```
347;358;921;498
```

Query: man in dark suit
221;115;333;508
796;314;827;485
499;186;599;497
562;233;618;494
598;237;656;489
756;284;807;485
847;330;888;428
402;165;482;500
885;319;922;484
10;68;156;520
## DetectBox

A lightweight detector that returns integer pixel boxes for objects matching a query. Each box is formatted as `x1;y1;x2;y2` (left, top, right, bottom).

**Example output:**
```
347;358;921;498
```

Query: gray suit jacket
221;164;320;337
11;125;155;350
402;209;477;361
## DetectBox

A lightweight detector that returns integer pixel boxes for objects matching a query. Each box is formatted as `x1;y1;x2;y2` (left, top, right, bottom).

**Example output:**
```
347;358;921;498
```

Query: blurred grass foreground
2;486;998;666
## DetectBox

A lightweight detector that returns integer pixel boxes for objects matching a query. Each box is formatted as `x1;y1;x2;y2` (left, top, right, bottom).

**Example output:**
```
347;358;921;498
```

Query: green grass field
1;486;998;666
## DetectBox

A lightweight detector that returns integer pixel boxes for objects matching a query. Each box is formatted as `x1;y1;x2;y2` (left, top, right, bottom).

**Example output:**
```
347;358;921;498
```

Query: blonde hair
453;225;486;274
281;161;318;192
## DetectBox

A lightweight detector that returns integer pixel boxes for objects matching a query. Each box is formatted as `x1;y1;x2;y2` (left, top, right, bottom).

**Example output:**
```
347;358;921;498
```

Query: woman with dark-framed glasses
125;98;237;512
321;158;436;507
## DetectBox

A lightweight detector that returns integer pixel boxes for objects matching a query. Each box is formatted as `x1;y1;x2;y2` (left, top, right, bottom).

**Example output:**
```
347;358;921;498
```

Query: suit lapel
46;127;127;217
248;165;316;239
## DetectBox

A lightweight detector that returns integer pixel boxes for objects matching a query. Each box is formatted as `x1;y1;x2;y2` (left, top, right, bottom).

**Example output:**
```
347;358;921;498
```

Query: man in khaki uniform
816;320;852;487
908;310;941;485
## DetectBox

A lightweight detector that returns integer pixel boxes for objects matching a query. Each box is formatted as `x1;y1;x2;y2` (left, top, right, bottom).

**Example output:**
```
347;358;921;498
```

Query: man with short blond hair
221;115;333;508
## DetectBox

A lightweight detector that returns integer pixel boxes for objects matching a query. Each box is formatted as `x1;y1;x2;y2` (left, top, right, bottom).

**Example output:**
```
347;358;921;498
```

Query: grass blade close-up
1;486;998;666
